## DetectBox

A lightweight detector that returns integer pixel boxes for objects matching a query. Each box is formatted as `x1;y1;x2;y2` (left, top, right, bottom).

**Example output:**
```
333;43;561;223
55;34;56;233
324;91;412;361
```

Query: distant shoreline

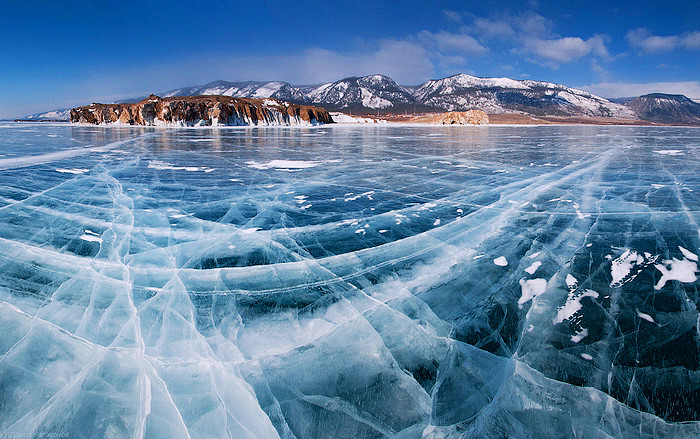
335;112;700;127
8;114;700;128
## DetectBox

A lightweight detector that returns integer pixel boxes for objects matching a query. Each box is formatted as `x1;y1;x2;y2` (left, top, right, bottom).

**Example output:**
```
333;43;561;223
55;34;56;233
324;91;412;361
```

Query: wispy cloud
417;30;488;54
522;35;609;63
466;17;515;39
159;40;436;86
581;81;700;99
590;57;613;81
461;12;610;67
626;28;700;53
442;10;462;24
290;40;434;84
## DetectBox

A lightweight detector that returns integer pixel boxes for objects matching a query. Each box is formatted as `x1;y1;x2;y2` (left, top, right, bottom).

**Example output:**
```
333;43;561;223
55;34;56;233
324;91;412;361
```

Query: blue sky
1;0;699;118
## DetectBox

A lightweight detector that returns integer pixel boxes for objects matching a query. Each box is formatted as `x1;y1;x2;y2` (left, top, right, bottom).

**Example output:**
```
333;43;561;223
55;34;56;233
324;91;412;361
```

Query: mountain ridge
159;73;637;118
626;93;700;124
21;74;700;124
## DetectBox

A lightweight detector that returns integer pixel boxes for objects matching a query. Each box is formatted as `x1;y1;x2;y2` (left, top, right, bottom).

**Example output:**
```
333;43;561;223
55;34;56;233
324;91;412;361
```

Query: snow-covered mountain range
160;73;636;118
20;73;700;123
18;109;71;121
162;80;308;103
411;74;635;118
303;75;417;111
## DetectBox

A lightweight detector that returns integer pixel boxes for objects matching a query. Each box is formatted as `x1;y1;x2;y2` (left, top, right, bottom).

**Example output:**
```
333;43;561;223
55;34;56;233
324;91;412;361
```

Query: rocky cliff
70;95;334;126
412;110;489;125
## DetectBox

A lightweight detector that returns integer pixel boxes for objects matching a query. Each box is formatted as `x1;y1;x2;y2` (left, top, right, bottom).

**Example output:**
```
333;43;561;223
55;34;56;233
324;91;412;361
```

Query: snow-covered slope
305;75;416;110
329;111;387;124
163;80;308;103
626;93;700;124
155;74;637;117
29;73;655;121
413;74;636;118
21;109;71;121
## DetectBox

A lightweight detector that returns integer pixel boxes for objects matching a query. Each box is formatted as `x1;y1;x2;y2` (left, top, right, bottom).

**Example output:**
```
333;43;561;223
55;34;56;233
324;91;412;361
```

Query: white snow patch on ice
654;149;684;156
344;191;374;202
654;257;698;290
553;289;598;325
518;278;547;308
524;261;541;274
56;168;89;174
572;202;591;219
493;256;508;266
636;310;655;323
246;160;319;170
571;328;589;343
79;234;102;243
610;250;651;288
148;161;214;172
678;246;698;261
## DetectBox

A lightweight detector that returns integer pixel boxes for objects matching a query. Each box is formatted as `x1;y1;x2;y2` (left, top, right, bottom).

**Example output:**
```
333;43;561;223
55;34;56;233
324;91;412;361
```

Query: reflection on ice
1;123;700;438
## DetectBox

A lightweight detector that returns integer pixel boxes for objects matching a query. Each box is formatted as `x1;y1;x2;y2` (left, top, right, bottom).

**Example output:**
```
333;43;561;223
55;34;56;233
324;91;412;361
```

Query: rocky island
70;95;334;126
410;110;489;125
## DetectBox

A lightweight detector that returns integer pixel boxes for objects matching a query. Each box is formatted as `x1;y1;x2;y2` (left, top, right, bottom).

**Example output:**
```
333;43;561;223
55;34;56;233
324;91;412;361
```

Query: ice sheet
1;123;700;438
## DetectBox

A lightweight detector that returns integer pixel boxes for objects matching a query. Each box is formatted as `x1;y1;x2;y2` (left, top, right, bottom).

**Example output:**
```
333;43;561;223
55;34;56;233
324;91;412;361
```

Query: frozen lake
1;122;699;438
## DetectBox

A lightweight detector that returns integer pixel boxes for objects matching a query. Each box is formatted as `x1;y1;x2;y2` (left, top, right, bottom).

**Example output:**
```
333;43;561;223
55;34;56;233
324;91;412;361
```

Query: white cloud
461;12;550;40
443;10;462;23
513;12;554;38
293;40;434;84
626;28;678;52
467;18;515;39
417;30;487;54
627;28;700;52
682;31;700;49
523;35;609;63
168;39;435;85
590;58;612;81
435;54;467;69
581;81;700;99
462;12;608;66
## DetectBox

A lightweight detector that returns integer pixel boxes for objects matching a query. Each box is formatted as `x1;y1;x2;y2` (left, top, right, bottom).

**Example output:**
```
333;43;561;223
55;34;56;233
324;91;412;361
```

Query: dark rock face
70;95;334;126
626;93;700;124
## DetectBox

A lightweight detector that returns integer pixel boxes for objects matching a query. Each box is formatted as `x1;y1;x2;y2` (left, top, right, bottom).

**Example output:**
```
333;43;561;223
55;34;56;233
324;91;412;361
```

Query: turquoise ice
0;123;699;438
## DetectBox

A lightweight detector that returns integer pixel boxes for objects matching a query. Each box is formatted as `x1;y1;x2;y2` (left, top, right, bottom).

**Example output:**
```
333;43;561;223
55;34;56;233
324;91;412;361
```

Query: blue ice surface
0;122;699;438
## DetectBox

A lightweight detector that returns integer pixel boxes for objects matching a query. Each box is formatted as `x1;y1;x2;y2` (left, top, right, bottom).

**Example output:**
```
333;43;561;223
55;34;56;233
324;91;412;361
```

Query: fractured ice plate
0;123;699;438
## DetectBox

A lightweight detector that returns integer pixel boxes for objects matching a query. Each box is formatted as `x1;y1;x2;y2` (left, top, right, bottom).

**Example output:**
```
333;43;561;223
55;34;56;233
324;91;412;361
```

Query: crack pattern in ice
1;123;700;438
